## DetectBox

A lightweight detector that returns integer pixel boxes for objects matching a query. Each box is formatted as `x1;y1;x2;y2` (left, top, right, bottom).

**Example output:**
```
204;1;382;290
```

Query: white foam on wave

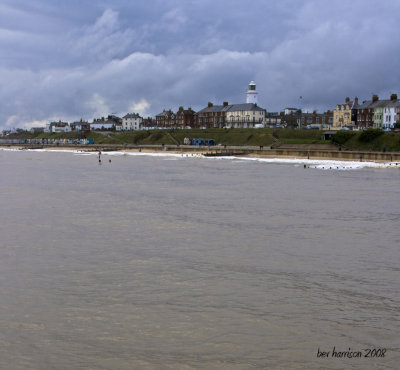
101;151;205;160
1;147;398;170
0;148;21;152
29;148;89;154
110;151;398;170
227;156;397;170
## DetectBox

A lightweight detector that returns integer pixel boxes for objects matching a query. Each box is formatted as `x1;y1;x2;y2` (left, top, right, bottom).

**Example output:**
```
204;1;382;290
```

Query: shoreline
2;143;400;162
2;144;400;170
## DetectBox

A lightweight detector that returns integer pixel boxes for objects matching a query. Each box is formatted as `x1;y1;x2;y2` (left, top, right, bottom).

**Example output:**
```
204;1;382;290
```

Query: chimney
354;97;358;105
345;97;350;103
372;95;379;103
390;93;397;101
223;102;229;107
208;102;213;107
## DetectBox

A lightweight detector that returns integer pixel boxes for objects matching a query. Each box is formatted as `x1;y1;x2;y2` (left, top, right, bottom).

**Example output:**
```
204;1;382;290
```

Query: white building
284;108;298;115
246;81;258;104
50;121;70;133
224;103;266;128
70;120;90;132
90;120;115;130
122;113;143;131
383;95;399;129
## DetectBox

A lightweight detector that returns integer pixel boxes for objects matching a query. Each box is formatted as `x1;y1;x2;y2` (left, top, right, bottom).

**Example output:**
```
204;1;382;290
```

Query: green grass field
5;128;400;152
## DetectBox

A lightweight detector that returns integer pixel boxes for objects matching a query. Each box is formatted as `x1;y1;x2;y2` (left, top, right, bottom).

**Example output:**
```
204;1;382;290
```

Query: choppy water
0;149;399;369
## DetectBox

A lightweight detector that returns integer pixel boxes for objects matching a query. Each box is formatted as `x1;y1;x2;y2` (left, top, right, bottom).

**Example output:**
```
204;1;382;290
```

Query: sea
0;149;399;370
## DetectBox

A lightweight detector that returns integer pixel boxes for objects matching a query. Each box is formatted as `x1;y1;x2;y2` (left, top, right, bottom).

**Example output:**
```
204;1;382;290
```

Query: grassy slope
114;129;276;146
272;129;327;144
4;129;400;151
169;128;275;146
342;132;400;152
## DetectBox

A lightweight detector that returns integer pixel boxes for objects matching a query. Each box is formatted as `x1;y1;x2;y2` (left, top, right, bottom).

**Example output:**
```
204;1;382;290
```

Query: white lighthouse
246;81;258;104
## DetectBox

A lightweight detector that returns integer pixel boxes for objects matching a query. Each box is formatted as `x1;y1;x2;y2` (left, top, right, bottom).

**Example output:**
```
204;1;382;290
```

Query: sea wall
255;149;400;162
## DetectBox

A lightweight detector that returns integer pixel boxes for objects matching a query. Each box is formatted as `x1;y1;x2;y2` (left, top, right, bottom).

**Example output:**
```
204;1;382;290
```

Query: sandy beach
2;144;400;170
2;143;400;161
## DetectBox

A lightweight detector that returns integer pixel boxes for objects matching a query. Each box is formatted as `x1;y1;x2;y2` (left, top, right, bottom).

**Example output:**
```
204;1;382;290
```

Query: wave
1;147;398;170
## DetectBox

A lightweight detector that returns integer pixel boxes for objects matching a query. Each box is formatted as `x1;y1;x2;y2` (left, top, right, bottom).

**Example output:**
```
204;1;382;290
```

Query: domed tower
246;81;258;104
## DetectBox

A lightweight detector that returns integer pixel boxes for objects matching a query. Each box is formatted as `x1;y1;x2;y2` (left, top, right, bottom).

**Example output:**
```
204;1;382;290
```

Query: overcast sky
1;0;399;129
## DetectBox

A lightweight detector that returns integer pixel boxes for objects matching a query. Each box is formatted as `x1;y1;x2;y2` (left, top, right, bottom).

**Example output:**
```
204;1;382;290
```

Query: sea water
0;149;399;369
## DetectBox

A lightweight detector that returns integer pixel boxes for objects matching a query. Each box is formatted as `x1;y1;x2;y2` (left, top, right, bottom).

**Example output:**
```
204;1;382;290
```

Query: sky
0;0;399;130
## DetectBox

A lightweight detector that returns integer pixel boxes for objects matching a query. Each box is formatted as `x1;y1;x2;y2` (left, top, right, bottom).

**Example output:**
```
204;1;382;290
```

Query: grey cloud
1;0;400;129
67;9;136;63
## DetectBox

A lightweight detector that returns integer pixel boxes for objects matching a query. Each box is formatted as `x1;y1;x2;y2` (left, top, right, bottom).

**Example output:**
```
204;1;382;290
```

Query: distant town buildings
333;97;357;130
155;107;196;128
155;109;175;127
265;112;282;127
301;111;333;129
2;80;399;136
195;102;266;129
91;118;117;131
122;113;143;131
175;107;196;128
384;95;399;129
30;127;45;134
70;120;90;132
284;108;298;115
334;94;400;130
47;121;70;133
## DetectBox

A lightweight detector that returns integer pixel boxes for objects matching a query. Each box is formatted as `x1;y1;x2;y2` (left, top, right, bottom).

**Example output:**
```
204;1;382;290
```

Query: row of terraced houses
156;102;266;129
24;81;399;134
157;93;400;131
332;94;400;130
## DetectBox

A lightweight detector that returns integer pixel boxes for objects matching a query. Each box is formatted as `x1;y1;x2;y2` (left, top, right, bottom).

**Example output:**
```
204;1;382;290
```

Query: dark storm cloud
0;0;399;129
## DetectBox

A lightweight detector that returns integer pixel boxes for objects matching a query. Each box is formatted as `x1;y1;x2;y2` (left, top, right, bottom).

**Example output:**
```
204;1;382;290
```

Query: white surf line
101;151;204;159
229;155;398;170
2;147;399;170
107;151;399;170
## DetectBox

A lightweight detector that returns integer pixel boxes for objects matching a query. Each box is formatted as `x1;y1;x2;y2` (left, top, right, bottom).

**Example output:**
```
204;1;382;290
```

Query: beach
2;145;400;169
1;144;400;171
